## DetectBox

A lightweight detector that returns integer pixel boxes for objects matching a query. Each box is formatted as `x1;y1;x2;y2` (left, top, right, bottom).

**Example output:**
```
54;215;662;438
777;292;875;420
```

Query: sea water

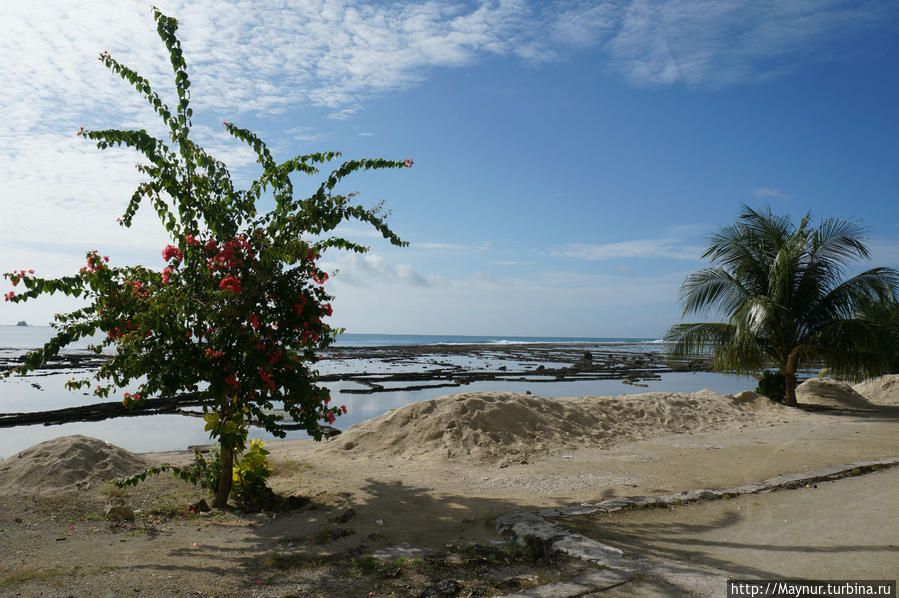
0;326;754;457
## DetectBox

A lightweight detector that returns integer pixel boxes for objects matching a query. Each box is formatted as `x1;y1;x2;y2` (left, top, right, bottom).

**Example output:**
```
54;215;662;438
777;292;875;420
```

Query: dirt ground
1;392;898;596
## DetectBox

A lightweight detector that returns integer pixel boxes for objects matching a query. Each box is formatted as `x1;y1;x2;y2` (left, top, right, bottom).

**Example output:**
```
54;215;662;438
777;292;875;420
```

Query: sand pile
796;378;874;409
853;375;899;405
0;435;149;495
322;390;786;463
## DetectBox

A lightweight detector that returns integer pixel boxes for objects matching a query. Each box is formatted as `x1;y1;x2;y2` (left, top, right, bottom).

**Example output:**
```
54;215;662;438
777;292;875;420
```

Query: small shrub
756;370;786;403
118;439;273;510
189;448;223;493
231;439;273;510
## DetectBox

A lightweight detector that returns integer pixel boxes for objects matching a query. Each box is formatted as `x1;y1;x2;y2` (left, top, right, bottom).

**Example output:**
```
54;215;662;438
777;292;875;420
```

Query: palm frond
803;267;899;337
811;217;870;266
808;317;898;381
679;268;749;318
664;322;734;357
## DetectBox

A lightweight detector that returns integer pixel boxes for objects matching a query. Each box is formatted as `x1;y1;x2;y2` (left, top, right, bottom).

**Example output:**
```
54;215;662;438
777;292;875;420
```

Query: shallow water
0;369;754;459
0;327;753;458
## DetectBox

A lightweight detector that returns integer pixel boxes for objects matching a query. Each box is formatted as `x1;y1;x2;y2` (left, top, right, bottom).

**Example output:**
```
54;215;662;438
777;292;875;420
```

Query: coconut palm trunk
783;371;798;407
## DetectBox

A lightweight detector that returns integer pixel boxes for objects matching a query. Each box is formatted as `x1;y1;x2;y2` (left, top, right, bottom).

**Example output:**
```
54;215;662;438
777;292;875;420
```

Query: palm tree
665;205;899;406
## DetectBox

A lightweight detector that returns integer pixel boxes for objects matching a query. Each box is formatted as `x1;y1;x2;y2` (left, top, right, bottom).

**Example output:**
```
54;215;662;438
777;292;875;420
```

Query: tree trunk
212;443;234;508
783;371;798;407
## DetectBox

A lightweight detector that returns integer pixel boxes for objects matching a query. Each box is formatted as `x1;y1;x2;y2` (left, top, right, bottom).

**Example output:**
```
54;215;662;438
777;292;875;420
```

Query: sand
0;434;149;496
796;377;876;409
319;389;790;463
1;382;898;596
853;374;899;405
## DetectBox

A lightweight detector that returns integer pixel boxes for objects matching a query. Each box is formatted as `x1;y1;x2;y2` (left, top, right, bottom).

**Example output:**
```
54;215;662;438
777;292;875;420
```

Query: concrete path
495;457;899;597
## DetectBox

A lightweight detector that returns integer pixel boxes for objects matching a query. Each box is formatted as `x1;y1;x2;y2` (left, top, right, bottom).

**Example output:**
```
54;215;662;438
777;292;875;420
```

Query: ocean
0;326;754;458
0;326;658;350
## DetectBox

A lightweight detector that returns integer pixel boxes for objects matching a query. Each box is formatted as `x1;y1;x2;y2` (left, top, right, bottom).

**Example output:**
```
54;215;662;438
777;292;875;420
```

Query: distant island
16;321;28;327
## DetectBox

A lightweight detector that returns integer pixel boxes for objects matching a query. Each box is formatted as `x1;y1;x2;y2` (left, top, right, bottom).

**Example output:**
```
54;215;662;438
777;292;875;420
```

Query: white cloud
754;186;789;199
325;266;688;336
415;241;491;251
553;238;703;261
323;253;430;287
4;1;888;137
608;0;892;88
865;239;899;269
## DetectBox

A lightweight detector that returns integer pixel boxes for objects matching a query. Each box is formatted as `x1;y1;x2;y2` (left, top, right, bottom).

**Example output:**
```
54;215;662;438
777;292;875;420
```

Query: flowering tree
2;9;410;507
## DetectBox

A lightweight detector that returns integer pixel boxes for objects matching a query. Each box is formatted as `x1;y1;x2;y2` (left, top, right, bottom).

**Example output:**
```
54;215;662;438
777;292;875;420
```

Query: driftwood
0;393;206;428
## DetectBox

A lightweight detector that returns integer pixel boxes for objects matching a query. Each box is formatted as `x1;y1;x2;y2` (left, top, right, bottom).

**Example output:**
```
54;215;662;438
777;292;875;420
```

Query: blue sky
1;0;898;337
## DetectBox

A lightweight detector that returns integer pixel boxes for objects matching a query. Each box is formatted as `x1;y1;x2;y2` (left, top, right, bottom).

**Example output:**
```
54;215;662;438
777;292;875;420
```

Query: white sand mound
0;435;149;495
796;378;873;409
322;390;786;463
733;390;782;410
853;375;899;405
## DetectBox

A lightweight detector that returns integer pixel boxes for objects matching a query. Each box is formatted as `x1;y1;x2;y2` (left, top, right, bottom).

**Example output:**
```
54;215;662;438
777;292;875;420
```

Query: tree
2;8;411;507
665;204;899;407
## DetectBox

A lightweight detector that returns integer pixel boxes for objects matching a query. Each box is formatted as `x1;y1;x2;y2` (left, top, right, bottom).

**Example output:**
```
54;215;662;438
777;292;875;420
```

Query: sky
1;0;898;338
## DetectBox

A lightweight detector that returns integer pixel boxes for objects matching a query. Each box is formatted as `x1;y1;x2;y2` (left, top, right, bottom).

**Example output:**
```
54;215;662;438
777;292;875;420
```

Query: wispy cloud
415;241;491;251
4;1;891;134
754;186;790;199
553;238;703;261
323;253;430;288
2;0;892;300
866;239;899;268
607;0;893;88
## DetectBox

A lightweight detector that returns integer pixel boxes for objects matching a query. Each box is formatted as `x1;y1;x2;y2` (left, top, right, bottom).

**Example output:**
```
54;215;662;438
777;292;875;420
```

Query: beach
1;376;897;596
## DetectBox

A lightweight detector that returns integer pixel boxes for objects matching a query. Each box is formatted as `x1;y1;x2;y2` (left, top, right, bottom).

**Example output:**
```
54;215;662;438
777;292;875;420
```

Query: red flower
185;234;199;246
258;369;275;392
3;291;14;302
341;405;347;415
248;313;260;330
311;271;328;284
322;303;333;317
403;158;414;168
225;376;239;390
162;244;183;263
162;267;172;285
219;275;242;294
